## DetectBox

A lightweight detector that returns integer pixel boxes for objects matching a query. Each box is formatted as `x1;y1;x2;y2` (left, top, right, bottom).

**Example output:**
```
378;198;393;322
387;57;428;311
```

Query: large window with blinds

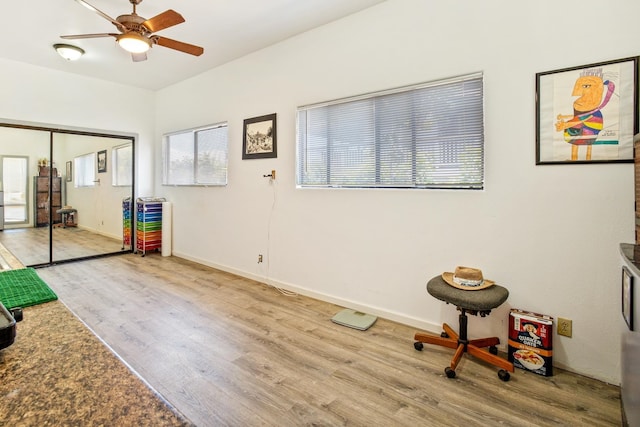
296;73;484;189
163;123;228;186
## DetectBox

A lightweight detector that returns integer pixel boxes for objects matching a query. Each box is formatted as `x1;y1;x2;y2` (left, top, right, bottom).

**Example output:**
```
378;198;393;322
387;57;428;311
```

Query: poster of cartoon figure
536;57;638;164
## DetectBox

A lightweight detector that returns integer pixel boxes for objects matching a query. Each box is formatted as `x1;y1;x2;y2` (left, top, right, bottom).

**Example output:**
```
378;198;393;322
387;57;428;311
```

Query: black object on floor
0;302;22;350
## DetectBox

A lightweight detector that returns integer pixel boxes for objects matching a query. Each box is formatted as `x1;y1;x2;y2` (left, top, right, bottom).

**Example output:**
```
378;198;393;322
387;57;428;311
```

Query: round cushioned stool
56;208;77;228
413;276;514;381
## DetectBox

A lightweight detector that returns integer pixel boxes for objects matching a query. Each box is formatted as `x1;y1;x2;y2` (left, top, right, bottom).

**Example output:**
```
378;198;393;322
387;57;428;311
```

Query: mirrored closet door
0;123;135;267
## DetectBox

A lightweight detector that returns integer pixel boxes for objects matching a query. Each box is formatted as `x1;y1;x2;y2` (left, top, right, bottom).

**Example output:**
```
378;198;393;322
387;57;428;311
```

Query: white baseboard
172;250;442;335
144;252;625;384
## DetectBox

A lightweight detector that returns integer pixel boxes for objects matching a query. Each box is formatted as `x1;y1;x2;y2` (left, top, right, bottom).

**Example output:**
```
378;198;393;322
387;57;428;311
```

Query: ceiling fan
61;0;204;62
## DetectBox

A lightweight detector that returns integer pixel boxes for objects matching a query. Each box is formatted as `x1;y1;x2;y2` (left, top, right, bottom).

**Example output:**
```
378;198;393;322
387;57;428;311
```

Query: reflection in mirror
0;124;134;268
0;126;51;266
52;133;133;264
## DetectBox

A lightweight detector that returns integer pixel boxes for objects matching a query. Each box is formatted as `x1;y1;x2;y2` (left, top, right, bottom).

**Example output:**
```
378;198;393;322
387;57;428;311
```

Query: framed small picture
622;266;634;331
242;113;277;159
66;161;72;182
536;56;639;165
97;149;107;173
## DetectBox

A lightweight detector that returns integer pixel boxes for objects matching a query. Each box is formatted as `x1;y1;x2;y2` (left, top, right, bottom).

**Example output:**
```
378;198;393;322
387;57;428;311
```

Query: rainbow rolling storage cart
136;197;166;256
122;197;132;250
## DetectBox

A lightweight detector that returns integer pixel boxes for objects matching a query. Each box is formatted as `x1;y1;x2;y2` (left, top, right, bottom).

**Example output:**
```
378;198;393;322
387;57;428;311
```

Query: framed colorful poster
536;56;638;164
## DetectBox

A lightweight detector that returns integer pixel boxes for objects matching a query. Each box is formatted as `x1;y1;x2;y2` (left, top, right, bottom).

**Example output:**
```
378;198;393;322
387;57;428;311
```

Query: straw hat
442;266;495;291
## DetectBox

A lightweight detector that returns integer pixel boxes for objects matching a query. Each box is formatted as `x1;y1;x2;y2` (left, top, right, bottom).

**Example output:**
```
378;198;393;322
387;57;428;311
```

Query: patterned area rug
0;301;193;426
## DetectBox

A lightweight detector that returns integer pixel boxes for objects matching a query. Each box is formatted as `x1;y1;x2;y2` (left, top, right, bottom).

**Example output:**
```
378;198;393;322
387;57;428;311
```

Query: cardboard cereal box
508;309;553;376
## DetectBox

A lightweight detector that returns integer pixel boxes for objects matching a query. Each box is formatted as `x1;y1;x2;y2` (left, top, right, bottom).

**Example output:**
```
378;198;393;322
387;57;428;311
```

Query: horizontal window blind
196;126;228;185
112;143;132;186
297;73;484;189
164;123;228;186
74;153;95;188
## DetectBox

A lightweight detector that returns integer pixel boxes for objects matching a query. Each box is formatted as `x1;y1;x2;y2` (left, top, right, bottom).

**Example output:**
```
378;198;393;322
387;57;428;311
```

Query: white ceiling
5;0;386;91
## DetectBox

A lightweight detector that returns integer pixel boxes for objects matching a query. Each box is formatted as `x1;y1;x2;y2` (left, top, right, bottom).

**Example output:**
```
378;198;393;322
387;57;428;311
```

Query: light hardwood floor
0;227;127;266
35;253;622;426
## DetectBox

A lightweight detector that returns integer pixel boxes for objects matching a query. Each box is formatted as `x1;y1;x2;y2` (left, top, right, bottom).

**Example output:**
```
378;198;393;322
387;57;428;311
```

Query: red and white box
508;309;553;377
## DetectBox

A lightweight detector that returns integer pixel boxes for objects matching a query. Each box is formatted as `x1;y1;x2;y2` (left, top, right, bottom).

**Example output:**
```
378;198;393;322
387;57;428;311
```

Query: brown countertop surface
0;300;193;426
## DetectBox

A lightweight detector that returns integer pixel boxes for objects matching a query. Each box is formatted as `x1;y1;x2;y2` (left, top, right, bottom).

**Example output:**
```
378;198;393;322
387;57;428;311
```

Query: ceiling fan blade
74;0;126;32
153;36;204;56
61;33;117;39
142;10;185;33
132;52;147;62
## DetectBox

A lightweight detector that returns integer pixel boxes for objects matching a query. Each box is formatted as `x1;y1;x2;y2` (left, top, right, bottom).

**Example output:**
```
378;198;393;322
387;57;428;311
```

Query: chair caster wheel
10;307;23;322
414;342;424;351
498;370;510;382
440;332;449;338
489;346;498;355
444;367;456;378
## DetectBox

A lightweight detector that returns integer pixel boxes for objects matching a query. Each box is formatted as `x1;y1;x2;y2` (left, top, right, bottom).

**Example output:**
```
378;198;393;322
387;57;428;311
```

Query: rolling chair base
414;313;514;381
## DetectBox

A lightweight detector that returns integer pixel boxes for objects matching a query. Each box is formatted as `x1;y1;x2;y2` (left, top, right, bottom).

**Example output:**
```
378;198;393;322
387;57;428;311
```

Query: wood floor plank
32;252;622;426
0;227;125;266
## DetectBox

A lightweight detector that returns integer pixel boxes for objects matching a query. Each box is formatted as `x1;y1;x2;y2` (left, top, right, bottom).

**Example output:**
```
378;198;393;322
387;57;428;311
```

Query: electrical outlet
557;317;572;338
258;254;263;263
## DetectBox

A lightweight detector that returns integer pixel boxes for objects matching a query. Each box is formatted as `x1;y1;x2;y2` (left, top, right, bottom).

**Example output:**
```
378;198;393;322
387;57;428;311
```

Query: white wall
155;0;640;384
0;58;156;197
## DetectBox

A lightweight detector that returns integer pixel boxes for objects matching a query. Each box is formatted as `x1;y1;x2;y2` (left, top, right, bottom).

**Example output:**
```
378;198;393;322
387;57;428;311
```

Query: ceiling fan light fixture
117;33;151;54
53;43;85;61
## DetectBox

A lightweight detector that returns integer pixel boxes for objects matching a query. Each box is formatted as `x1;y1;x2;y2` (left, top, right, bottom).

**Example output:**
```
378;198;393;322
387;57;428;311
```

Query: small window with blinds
163;123;228;186
112;143;133;187
74;152;96;188
296;73;484;189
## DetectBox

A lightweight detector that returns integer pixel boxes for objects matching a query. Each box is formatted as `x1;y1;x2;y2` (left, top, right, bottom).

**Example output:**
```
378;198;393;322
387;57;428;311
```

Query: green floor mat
331;309;377;331
0;268;58;309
